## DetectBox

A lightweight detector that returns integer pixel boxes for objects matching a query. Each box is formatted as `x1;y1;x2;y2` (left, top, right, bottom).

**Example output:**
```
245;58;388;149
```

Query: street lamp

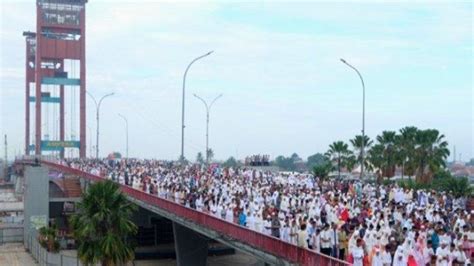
87;91;114;159
193;93;222;164
181;51;214;162
87;125;93;157
340;58;366;179
118;113;129;158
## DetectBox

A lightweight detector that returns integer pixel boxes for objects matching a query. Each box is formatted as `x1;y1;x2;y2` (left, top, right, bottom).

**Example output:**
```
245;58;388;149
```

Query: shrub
398;176;473;197
37;225;60;253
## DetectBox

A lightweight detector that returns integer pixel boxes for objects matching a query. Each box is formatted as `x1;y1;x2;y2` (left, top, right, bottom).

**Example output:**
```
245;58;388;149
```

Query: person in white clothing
371;247;384;266
281;221;290;243
289;220;298;245
247;212;255;231
451;244;470;265
381;246;392;266
254;213;263;233
320;224;332;256
311;228;321;253
225;207;234;223
263;216;271;236
436;241;451;266
351;239;365;266
393;246;408;266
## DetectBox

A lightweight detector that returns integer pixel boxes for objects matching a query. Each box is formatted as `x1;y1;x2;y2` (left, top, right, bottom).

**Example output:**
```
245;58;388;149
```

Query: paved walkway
0;243;259;266
0;243;37;266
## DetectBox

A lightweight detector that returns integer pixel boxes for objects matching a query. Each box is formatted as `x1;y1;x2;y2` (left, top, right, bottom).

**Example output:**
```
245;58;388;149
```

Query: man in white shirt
452;244;469;265
320;224;332;256
351;239;365;266
436;241;451;266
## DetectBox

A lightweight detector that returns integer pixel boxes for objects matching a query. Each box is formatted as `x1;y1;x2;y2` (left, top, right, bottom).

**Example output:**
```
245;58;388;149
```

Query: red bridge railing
21;159;350;266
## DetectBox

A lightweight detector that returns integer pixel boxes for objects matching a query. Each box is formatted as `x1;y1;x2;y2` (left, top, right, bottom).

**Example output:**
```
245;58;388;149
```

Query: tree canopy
306;153;329;169
273;153;302;171
70;180;138;266
324;126;450;184
222;156;239;168
196;152;204;164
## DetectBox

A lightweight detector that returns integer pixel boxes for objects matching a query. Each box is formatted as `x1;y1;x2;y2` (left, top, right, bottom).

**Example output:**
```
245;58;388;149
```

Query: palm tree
368;144;385;183
395;126;418;179
70;180;138;266
206;148;214;163
414;129;450;184
350;135;373;173
376;131;397;178
312;161;332;181
196;152;204;164
325;141;352;179
345;154;358;173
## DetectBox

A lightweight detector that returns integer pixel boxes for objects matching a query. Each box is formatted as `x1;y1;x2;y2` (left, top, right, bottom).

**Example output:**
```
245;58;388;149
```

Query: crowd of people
245;154;270;166
62;158;473;266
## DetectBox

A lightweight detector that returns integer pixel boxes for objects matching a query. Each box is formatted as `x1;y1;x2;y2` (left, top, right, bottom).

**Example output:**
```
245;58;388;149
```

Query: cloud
1;0;472;160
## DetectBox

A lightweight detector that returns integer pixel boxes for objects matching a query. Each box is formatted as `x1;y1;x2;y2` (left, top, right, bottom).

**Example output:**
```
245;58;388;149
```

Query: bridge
16;158;349;266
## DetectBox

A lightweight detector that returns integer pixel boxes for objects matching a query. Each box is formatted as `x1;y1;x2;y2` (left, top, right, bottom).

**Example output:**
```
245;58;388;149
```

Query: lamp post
193;94;222;164
181;51;214;162
340;58;366;179
118;113;129;158
87;125;93;157
87;91;114;159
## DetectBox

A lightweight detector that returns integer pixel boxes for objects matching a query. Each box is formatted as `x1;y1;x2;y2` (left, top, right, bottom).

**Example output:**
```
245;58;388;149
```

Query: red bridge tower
24;0;88;158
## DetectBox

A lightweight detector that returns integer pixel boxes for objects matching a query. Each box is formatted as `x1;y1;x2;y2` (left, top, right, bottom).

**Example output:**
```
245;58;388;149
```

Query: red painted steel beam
79;8;86;158
34;4;42;155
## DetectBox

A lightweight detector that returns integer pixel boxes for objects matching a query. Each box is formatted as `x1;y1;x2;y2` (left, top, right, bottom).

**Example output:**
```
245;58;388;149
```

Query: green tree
368;144;385;183
196;152;204;164
312;162;332;180
70;180;138;266
350;135;373;172
414;129;450;184
206;149;214;163
376;131;398;178
38;225;60;252
441;177;473;197
395;126;418;178
345;154;358;173
223;156;238;168
306;153;329;169
325;141;352;179
178;155;188;165
274;154;299;171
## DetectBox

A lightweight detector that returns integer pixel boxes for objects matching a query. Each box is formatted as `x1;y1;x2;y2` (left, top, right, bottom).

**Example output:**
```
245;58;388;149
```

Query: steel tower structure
24;0;88;158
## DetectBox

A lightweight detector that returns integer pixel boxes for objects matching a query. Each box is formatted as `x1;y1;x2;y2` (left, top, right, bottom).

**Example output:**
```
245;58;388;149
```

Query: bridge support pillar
23;165;49;250
172;222;208;266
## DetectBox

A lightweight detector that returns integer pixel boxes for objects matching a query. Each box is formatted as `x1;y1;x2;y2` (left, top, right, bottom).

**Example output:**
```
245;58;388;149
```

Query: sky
0;0;473;161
